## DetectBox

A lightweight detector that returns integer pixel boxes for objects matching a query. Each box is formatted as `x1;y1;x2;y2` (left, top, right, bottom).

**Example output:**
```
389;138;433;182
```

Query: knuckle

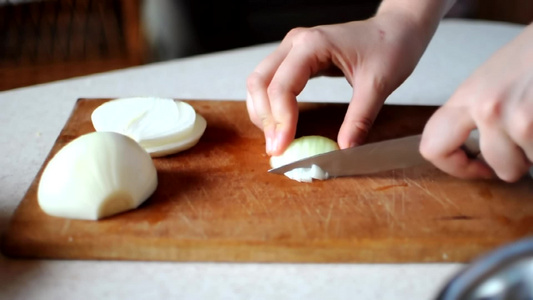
345;117;373;138
370;75;391;96
472;96;504;123
246;72;267;93
266;81;287;99
291;27;328;47
285;27;306;39
261;117;276;130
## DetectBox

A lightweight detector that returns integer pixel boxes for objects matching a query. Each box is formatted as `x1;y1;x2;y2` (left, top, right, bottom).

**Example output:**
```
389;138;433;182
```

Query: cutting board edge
1;232;509;263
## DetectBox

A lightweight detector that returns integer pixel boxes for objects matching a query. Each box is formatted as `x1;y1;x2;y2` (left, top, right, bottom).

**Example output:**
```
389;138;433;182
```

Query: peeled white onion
37;132;158;220
270;135;339;182
91;97;206;156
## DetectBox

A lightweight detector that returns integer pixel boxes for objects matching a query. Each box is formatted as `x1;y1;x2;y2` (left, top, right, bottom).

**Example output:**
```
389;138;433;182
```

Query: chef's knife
268;132;481;178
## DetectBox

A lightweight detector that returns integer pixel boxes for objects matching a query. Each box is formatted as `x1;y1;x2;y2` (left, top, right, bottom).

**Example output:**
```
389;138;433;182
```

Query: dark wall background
182;0;381;54
142;0;480;60
0;0;528;91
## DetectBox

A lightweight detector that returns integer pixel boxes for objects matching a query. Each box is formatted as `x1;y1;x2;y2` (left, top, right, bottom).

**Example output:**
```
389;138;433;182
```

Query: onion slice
91;97;205;156
146;113;207;157
270;135;339;182
38;132;158;220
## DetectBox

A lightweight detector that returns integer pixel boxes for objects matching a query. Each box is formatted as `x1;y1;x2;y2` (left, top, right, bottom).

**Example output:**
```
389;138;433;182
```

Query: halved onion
270;135;339;182
38;132;158;220
91;97;206;156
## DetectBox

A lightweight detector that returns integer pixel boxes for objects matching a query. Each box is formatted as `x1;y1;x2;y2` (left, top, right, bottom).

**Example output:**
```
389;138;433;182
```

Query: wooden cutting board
2;99;533;263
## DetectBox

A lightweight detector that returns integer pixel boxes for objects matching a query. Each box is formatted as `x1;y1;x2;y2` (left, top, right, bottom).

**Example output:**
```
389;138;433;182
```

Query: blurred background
0;0;531;91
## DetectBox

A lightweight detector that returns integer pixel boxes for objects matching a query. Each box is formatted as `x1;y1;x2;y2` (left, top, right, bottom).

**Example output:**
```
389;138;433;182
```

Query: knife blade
268;132;481;178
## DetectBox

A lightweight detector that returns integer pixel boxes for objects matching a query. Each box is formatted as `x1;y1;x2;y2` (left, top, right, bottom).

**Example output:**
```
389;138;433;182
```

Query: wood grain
2;99;533;263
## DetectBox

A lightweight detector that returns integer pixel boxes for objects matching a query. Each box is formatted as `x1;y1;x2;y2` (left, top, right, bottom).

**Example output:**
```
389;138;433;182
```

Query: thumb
337;76;388;149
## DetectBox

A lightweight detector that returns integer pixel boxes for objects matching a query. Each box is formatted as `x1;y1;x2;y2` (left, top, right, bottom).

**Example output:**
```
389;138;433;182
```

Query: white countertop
0;19;524;300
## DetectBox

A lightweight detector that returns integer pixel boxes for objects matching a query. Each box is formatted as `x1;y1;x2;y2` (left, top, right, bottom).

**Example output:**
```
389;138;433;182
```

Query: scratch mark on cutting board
437;215;476;221
373;183;409;191
366;176;380;186
248;185;272;216
179;213;208;239
183;195;209;238
60;220;71;235
184;194;208;225
396;171;407;221
239;196;254;216
381;198;392;227
324;200;334;237
301;201;313;216
381;189;401;229
401;186;406;216
287;195;313;238
288;209;309;238
239;189;255;216
404;178;459;210
360;192;381;223
298;212;310;237
185;195;200;215
337;197;346;211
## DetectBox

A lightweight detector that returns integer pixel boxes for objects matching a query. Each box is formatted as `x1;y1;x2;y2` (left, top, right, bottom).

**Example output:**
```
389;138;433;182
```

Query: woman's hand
246;13;434;156
420;24;533;182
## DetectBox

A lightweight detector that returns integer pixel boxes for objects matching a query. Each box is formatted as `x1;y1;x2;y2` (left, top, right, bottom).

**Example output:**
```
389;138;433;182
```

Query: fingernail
266;136;273;154
265;128;276;154
271;136;279;154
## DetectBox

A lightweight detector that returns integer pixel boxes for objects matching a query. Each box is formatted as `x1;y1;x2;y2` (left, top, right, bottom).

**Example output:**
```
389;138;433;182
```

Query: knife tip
267;168;284;174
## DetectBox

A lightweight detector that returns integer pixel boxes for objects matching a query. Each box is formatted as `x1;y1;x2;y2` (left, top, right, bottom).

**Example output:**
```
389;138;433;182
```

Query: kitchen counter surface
0;19;525;300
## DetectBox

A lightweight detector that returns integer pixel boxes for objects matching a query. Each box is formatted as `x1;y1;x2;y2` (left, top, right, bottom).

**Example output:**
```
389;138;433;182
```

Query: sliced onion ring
91;97;206;157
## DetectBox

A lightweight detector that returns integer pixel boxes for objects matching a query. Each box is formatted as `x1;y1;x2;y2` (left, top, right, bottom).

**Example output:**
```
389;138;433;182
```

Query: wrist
368;11;431;67
376;0;454;42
